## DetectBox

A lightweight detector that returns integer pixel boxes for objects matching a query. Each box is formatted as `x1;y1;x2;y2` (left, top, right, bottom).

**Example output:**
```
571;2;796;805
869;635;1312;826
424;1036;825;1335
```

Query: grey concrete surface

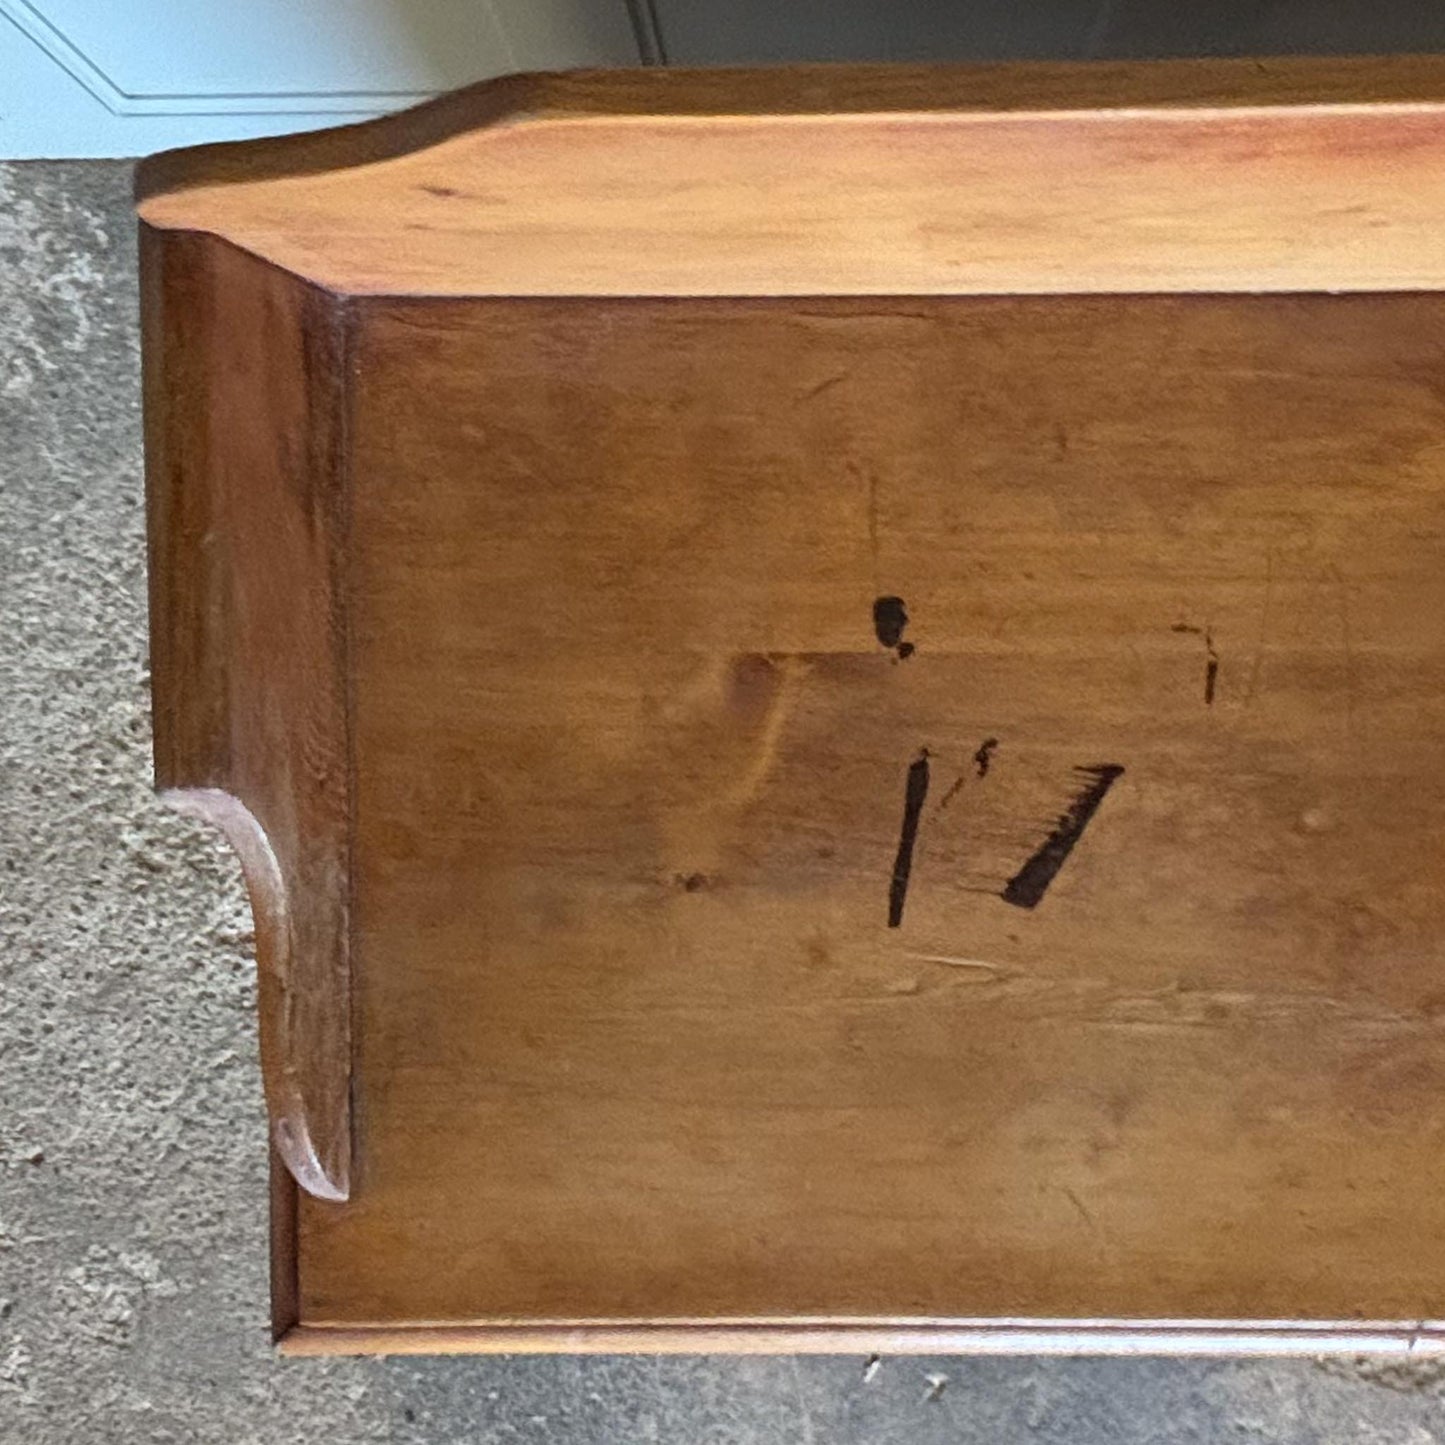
3;159;1445;1444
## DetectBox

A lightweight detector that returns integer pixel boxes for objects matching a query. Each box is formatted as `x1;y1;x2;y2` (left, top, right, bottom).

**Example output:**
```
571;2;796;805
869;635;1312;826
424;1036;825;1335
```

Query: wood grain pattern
279;292;1445;1334
136;56;1445;297
142;229;353;1202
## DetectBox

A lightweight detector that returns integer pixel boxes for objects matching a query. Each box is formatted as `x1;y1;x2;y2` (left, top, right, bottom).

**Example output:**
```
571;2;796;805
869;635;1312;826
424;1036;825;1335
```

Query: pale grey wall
652;0;1445;65
0;0;640;158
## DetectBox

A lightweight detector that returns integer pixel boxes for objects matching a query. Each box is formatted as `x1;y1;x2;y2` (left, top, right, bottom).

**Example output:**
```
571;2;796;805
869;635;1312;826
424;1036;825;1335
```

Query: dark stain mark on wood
973;737;1000;777
874;595;908;648
1002;764;1124;909
888;749;931;928
673;872;710;892
1172;621;1220;705
420;184;460;198
873;595;914;660
937;741;1000;815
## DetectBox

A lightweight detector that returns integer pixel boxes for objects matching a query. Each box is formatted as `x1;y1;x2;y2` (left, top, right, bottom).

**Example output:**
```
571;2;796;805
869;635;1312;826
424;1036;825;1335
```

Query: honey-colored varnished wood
139;56;1445;297
143;232;352;1203
139;59;1445;1353
292;292;1445;1334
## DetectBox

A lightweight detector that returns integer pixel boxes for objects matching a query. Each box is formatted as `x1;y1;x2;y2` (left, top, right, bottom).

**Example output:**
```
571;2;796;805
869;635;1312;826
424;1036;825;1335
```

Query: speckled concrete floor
4;159;1445;1444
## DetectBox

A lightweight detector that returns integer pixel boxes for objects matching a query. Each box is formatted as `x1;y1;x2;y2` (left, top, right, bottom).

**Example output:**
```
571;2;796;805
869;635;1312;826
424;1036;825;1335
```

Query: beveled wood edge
133;55;1445;207
278;1319;1445;1357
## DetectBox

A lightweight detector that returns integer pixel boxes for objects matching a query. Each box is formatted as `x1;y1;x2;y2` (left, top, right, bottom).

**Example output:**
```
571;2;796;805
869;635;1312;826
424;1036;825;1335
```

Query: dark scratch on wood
888;749;931;928
797;372;848;403
936;774;967;812
1173;621;1219;706
1002;764;1124;910
1061;1185;1095;1231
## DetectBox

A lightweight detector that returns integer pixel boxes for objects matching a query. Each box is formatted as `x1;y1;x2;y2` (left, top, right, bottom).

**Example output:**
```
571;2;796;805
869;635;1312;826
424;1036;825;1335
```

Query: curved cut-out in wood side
135;56;1445;298
162;789;348;1202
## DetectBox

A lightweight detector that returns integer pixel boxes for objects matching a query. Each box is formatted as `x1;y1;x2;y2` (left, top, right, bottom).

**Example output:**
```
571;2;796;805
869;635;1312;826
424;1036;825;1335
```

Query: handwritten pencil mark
1001;764;1124;909
887;750;931;927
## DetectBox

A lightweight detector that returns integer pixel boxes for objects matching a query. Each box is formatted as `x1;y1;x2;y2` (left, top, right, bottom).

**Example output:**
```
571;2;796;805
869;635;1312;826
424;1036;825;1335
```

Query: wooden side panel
295;292;1445;1329
142;227;353;1204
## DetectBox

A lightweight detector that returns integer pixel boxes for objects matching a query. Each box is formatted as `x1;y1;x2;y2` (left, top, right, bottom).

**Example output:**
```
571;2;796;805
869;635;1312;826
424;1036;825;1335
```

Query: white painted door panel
0;0;639;157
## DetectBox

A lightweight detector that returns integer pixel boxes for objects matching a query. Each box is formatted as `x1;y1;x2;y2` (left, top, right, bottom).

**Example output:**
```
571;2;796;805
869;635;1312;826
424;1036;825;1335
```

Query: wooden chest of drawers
139;57;1445;1354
